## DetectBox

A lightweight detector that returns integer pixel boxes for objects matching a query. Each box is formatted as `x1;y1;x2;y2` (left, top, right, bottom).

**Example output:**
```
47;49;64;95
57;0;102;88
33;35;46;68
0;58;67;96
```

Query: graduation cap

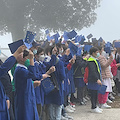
68;41;78;56
84;45;92;53
45;29;49;35
98;85;107;95
24;31;36;49
92;38;98;44
47;35;52;41
41;77;55;95
75;35;79;43
53;33;60;44
104;47;111;54
23;39;33;49
8;39;24;54
67;30;77;39
79;35;86;45
24;31;36;44
98;37;103;42
87;34;93;39
77;48;82;56
105;42;111;48
63;31;69;41
114;42;120;48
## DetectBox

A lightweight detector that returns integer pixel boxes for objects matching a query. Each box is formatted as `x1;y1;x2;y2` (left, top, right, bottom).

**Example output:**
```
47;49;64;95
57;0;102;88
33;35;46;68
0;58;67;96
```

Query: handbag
98;85;107;95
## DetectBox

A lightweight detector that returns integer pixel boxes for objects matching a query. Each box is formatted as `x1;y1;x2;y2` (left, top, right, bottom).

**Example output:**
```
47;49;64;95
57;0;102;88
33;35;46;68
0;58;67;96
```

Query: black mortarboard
8;39;24;54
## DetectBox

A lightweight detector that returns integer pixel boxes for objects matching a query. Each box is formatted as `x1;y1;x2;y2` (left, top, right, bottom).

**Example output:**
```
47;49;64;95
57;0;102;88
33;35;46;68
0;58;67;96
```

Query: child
87;47;102;113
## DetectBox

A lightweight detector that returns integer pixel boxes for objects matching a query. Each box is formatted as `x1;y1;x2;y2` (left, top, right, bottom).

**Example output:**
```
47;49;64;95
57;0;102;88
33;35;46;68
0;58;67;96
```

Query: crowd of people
0;31;120;120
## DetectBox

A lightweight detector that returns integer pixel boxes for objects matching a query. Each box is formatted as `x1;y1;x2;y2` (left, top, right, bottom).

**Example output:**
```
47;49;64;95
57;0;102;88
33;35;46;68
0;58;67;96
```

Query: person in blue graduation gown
0;45;26;120
45;45;66;120
14;50;50;120
33;47;56;119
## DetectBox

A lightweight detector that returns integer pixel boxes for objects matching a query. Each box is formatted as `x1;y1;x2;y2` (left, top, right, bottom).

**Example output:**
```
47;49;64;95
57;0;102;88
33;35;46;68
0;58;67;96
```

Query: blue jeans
48;104;62;120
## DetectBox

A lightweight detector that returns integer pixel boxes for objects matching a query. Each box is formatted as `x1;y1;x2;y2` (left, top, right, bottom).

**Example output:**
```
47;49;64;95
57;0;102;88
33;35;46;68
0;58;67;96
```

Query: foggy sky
0;0;120;49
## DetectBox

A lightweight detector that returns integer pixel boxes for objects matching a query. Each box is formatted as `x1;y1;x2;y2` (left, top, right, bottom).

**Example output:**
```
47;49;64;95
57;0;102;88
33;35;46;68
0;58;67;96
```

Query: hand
69;58;75;64
42;74;51;80
29;50;34;59
97;79;102;85
73;55;76;60
6;100;10;110
85;54;90;60
13;45;26;59
68;79;70;85
116;63;120;67
15;45;26;54
47;66;56;74
65;48;70;56
33;81;41;88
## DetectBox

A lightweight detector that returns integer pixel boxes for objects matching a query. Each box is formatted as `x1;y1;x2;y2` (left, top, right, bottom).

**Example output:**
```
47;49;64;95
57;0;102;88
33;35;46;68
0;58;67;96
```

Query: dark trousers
77;87;84;102
89;89;98;109
114;78;120;93
36;104;43;119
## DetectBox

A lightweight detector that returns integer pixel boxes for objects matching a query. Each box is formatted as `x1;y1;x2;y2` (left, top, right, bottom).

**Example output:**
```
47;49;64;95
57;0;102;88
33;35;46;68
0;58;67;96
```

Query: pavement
68;101;120;120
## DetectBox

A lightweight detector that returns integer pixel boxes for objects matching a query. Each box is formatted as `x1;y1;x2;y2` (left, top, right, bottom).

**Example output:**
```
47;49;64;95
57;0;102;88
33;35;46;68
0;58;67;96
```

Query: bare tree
0;0;101;41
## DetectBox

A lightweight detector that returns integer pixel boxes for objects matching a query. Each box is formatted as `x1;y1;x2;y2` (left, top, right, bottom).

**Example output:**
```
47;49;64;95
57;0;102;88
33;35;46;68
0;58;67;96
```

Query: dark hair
89;47;98;55
37;47;44;55
49;45;59;56
44;45;52;55
62;44;68;52
56;43;62;48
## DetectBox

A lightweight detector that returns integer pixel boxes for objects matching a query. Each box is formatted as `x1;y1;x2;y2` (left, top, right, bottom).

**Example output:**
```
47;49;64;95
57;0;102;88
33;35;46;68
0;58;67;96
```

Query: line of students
0;40;119;119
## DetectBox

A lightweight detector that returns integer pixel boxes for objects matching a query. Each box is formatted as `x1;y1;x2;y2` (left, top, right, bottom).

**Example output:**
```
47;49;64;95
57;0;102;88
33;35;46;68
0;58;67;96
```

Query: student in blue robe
14;50;50;120
45;45;66;120
34;47;56;119
0;45;26;120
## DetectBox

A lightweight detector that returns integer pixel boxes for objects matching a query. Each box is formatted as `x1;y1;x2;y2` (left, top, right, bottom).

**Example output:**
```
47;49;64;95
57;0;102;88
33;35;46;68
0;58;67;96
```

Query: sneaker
61;115;68;120
96;106;103;112
80;101;86;105
69;102;75;108
112;92;116;96
107;98;113;103
64;113;73;120
83;97;87;102
65;106;74;113
109;94;115;99
68;105;76;111
85;96;90;100
101;103;111;109
91;108;102;114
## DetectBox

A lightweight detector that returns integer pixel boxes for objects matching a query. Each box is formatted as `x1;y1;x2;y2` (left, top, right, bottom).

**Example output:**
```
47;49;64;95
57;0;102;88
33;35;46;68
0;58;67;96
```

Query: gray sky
80;0;120;42
0;0;120;49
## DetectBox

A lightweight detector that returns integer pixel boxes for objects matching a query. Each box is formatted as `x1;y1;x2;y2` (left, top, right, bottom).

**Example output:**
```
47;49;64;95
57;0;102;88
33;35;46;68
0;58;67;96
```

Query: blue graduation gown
0;81;10;120
14;64;39;120
34;55;56;106
34;62;46;106
67;67;75;94
45;59;66;105
0;56;16;120
0;56;16;78
61;54;75;94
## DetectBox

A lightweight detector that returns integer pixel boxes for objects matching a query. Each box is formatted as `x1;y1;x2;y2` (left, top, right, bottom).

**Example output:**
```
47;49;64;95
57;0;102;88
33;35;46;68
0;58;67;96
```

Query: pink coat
98;55;113;79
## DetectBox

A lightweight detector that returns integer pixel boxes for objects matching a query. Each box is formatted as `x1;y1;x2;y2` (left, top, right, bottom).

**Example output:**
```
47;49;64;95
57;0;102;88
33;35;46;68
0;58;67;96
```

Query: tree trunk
10;24;25;42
